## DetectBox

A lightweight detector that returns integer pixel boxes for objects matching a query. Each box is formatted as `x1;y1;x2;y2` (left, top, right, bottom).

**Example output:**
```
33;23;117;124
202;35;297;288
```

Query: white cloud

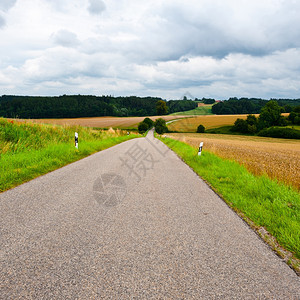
51;29;80;48
0;0;17;28
0;0;300;99
0;0;17;11
0;14;5;27
88;0;106;15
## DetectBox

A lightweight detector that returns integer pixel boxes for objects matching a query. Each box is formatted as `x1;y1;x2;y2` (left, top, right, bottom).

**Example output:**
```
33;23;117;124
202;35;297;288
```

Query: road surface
0;131;299;299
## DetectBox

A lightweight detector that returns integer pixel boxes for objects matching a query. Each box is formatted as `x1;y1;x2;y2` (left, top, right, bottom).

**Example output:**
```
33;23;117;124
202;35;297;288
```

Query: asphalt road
0;131;299;299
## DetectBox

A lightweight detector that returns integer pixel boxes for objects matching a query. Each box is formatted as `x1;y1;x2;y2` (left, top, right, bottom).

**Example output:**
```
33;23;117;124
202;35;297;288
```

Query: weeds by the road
159;136;300;266
0;118;139;192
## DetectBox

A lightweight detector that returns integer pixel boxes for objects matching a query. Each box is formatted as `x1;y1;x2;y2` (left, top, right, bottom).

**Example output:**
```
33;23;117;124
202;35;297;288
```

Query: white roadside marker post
75;132;78;149
198;142;203;156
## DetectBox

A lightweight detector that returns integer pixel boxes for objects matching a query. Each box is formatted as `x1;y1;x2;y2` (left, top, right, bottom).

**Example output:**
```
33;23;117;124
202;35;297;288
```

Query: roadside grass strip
0;118;138;192
159;136;300;268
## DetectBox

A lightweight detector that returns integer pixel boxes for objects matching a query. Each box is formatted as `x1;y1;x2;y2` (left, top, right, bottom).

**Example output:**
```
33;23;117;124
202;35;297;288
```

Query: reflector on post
198;142;203;156
75;132;78;149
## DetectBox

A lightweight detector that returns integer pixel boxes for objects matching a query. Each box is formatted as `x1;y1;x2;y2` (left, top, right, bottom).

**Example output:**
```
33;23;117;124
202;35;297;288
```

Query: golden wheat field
166;133;300;190
22;115;186;129
168;114;289;132
168;114;259;132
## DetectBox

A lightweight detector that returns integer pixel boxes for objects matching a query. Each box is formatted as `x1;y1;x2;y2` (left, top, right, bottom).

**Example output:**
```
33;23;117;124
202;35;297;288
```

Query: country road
0;131;299;299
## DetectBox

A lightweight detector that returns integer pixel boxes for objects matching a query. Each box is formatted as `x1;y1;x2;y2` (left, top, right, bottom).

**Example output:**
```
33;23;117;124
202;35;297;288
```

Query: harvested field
168;114;289;132
166;133;300;190
20;116;186;129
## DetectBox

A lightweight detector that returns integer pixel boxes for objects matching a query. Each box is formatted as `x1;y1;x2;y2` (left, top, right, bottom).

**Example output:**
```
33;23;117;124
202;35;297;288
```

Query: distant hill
212;98;300;115
0;95;197;119
171;105;213;116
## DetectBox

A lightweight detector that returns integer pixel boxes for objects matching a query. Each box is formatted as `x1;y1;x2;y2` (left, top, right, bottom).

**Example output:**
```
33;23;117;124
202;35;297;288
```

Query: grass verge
0;118;139;192
158;136;300;272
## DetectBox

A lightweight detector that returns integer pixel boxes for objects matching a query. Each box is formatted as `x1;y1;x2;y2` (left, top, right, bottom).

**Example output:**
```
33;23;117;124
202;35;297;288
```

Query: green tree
143;117;154;129
258;100;282;129
288;106;300;125
283;105;293;113
246;114;258;126
154;118;168;134
120;108;128;116
294;115;300;125
293;105;300;113
203;98;215;104
138;121;149;133
278;115;288;126
247;125;257;134
232;118;248;133
156;100;168;115
196;124;205;133
246;114;258;133
288;111;297;123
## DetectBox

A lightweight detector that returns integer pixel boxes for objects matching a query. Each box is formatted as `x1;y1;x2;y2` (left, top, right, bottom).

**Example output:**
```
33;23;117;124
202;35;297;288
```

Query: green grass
206;125;300;138
171;105;213;116
159;136;300;260
0;118;139;192
205;126;235;134
205;125;259;136
287;125;300;130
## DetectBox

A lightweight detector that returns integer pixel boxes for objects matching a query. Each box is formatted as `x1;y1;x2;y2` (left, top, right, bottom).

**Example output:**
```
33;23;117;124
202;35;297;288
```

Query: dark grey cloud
126;1;300;62
145;78;212;91
88;0;106;15
0;0;17;11
52;30;80;48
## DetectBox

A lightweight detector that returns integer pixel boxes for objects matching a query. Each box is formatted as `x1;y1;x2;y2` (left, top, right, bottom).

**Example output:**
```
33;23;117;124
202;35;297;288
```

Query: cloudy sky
0;0;300;99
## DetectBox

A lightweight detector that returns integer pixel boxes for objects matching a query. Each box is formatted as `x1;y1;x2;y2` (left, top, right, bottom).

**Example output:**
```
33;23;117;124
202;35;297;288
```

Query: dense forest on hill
167;100;198;113
0;95;197;118
1;95;299;118
212;97;300;115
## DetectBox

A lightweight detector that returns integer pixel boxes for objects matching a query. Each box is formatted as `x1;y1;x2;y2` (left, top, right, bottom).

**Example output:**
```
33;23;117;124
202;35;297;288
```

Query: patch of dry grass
166;133;300;190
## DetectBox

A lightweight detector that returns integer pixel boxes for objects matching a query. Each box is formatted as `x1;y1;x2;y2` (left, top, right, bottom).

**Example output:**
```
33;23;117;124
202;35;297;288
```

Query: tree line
0;95;197;118
212;97;300;115
231;101;300;139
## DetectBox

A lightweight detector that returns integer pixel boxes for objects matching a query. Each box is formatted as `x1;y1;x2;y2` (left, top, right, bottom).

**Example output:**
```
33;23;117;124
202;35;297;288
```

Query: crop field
168;114;258;132
20;115;186;129
171;104;213;116
166;133;300;190
168;114;290;132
